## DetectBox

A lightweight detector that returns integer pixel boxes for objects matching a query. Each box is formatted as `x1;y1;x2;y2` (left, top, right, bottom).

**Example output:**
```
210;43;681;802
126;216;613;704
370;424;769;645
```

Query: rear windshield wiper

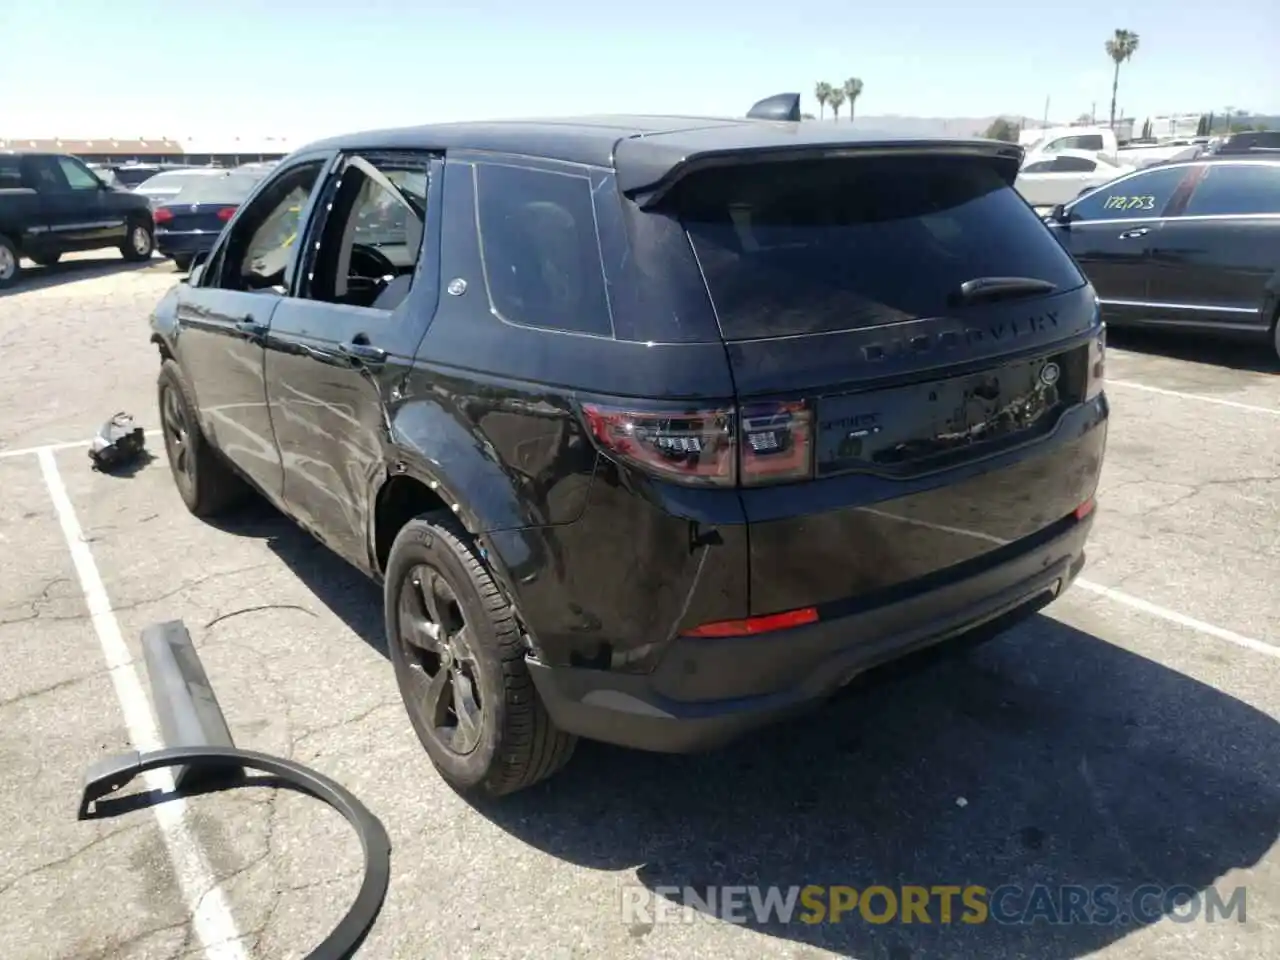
949;276;1058;306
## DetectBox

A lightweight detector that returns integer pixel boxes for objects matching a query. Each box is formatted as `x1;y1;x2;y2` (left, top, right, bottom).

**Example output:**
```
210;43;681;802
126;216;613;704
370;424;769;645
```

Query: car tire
172;254;193;273
384;511;576;797
1272;307;1280;364
157;359;251;517
30;251;61;268
121;218;155;262
0;234;19;289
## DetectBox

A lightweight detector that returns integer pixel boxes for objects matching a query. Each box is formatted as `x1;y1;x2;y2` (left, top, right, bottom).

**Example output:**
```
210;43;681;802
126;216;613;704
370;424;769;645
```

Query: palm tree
843;77;864;121
1105;29;1140;129
814;81;833;120
828;87;846;121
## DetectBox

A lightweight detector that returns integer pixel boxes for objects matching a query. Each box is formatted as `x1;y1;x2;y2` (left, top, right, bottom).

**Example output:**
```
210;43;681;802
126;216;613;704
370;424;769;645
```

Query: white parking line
36;449;246;960
1107;379;1280;416
1076;578;1279;660
0;430;163;460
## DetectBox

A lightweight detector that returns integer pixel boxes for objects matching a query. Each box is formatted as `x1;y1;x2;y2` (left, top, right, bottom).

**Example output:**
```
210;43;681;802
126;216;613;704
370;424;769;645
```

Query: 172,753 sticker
1102;195;1157;210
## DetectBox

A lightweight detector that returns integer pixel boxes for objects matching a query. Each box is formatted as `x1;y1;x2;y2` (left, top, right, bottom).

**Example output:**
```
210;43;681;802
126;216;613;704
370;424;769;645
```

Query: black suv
0;151;155;287
148;94;1108;796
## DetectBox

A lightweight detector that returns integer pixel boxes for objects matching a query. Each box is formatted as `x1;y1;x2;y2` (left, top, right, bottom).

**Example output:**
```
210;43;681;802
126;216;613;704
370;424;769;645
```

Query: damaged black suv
149;94;1108;796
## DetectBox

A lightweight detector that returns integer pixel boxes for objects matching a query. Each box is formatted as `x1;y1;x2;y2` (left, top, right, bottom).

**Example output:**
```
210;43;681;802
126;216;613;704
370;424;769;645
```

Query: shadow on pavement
0;256;164;297
211;499;1280;959
212;497;387;655
1108;326;1280;374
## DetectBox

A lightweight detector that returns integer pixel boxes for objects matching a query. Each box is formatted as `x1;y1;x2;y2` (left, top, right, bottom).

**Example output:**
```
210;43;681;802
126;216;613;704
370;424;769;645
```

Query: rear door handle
234;318;268;341
1118;227;1150;239
338;341;388;368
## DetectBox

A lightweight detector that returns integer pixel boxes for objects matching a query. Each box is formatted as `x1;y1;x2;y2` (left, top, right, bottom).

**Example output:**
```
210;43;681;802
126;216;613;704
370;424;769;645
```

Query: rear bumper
528;512;1092;753
155;231;217;257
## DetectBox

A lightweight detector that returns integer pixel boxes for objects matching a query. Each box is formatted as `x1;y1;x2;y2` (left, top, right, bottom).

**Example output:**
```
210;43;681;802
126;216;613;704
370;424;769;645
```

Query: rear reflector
1074;497;1096;520
682;606;819;638
153;207;173;224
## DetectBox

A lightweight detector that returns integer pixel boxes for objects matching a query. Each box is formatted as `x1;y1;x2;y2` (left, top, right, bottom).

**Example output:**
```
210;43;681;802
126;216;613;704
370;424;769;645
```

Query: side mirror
1050;203;1071;225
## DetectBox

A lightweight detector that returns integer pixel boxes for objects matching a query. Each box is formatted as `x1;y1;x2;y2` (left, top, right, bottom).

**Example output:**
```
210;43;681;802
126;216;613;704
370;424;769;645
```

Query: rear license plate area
816;346;1087;478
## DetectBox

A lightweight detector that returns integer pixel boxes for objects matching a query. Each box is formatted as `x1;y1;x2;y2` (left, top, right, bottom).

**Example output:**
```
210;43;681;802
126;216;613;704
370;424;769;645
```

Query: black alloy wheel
396;564;485;756
161;380;195;499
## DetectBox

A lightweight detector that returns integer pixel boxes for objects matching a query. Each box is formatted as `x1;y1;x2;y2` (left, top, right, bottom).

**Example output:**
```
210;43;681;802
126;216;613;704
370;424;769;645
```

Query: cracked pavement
0;256;1278;959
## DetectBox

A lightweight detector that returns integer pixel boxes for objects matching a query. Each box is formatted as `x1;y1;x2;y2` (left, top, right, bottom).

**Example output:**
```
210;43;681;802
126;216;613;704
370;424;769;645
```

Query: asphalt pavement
0;253;1277;960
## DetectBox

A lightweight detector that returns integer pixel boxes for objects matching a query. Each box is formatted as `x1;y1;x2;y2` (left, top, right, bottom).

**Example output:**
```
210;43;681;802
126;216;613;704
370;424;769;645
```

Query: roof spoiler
746;93;801;123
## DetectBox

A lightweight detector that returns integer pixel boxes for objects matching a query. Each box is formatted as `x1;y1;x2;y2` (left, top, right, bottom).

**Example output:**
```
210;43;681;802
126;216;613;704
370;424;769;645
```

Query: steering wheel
347;244;398;300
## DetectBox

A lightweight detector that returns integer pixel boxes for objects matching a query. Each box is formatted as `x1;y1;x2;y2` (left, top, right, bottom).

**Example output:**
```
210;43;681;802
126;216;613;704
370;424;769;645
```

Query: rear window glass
474;163;613;337
673;155;1086;340
171;171;265;205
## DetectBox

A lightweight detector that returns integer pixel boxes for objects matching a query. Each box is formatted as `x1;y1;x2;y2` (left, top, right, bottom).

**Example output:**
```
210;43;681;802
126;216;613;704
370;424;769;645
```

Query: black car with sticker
1045;156;1280;358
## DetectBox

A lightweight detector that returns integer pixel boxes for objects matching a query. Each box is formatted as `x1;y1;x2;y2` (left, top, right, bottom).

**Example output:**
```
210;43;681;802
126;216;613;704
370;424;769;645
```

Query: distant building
0;135;297;165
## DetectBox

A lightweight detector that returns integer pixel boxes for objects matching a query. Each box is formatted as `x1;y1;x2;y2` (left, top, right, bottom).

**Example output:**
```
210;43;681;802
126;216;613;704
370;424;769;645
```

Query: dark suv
148;94;1108;797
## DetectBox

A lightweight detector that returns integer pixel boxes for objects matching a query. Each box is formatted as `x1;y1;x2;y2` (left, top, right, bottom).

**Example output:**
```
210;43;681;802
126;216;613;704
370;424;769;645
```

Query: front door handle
1118;227;1150;240
234;318;268;341
338;340;388;368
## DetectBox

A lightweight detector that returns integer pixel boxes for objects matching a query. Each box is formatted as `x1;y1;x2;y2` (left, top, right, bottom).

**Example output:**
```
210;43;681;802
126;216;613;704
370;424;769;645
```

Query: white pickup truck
1020;126;1121;165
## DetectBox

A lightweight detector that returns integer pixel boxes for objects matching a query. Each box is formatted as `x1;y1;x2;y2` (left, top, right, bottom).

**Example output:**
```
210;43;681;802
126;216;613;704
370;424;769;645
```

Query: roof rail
746;93;801;123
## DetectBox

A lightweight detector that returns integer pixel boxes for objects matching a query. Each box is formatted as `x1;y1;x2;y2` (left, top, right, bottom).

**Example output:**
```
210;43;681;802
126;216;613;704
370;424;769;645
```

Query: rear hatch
653;148;1105;614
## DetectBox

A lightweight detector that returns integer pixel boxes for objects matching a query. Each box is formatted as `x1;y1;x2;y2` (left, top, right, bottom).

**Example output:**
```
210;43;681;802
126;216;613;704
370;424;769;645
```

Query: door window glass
56;156;101;190
1183;164;1280;215
305;153;430;311
1067;165;1191;220
1021;160;1055;174
1054;155;1097;173
0;156;21;188
217;161;323;292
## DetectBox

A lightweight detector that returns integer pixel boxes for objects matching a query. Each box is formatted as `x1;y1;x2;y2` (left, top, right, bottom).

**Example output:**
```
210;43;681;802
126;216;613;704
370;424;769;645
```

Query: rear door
663;150;1105;613
264;150;437;568
1144;161;1280;333
1051;163;1198;323
173;156;329;499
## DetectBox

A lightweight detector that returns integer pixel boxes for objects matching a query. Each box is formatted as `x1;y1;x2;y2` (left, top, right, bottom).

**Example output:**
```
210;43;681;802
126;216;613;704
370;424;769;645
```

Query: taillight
153;207;173;224
581;399;814;488
1086;324;1106;400
216;206;237;222
582;404;736;486
739;400;812;485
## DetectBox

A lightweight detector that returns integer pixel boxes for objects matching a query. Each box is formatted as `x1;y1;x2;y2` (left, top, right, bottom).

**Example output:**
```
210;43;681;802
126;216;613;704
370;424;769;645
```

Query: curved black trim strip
78;746;392;960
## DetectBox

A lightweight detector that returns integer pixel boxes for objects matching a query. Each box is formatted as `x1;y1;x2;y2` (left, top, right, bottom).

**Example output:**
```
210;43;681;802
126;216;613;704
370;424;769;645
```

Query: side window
474;162;613;337
1054;155;1097;173
1183;164;1280;216
22;157;64;192
216;161;323;292
1042;138;1069;154
0;156;20;189
1068;165;1191;220
56;157;101;190
1069;135;1105;152
304;153;429;311
1022;160;1056;174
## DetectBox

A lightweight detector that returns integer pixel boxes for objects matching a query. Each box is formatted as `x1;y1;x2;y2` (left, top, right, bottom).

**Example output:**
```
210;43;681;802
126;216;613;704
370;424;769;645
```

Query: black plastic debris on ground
88;412;147;472
77;619;393;960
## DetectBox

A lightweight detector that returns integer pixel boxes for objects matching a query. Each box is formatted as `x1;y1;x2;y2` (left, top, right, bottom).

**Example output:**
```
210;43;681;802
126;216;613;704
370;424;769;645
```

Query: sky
1;0;1276;142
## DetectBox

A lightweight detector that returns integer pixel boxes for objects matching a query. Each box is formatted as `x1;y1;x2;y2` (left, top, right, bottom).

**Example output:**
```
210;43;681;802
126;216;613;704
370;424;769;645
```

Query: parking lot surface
1;253;1277;960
